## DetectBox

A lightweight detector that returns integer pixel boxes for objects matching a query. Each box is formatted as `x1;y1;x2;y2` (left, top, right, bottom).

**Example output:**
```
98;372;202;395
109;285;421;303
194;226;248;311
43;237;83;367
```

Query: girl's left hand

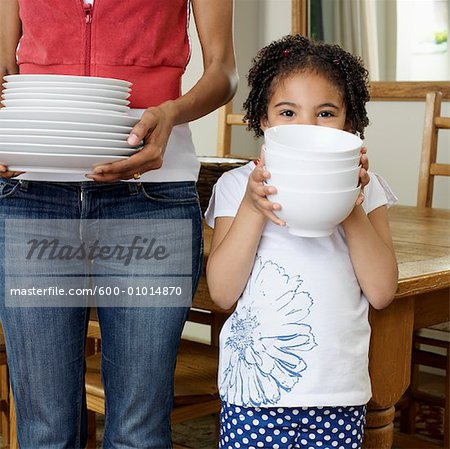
356;146;370;206
86;103;176;182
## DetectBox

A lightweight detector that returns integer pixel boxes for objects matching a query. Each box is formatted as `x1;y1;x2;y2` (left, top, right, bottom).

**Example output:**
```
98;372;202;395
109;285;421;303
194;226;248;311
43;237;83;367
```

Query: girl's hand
356;146;370;206
86;102;176;183
242;151;285;226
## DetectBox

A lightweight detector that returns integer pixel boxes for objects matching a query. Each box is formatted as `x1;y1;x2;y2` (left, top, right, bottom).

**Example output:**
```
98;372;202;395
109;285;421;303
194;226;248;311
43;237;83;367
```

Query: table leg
9;389;18;449
363;296;415;448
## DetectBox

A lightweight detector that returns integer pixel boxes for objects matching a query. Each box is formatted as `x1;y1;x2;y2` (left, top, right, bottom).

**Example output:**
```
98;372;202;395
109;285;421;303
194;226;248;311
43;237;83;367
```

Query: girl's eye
280;110;295;117
318;111;334;118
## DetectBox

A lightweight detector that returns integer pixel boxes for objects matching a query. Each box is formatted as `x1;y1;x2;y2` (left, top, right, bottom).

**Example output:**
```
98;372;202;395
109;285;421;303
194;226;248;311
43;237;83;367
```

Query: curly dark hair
243;34;370;139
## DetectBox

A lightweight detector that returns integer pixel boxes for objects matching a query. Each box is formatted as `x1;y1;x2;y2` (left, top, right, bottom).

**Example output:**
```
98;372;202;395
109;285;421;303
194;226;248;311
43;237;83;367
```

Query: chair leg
86;410;97;449
0;365;9;445
444;346;450;449
214;412;221;448
9;390;18;449
399;388;418;434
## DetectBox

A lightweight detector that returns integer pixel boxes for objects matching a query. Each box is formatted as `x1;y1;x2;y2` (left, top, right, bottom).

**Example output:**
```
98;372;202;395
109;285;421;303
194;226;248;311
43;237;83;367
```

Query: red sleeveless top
17;0;191;108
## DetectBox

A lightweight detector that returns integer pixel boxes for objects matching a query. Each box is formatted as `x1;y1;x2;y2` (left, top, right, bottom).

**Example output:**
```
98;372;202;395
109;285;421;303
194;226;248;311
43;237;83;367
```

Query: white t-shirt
205;162;397;407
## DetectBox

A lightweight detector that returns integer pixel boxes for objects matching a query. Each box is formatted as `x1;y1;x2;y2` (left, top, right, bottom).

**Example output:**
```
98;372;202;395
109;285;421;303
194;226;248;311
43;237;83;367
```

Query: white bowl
267;166;360;192
265;124;362;159
266;139;361;160
268;186;360;237
264;147;360;172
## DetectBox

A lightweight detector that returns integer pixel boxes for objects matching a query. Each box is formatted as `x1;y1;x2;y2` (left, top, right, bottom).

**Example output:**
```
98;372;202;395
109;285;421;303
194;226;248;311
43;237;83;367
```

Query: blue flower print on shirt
220;257;317;406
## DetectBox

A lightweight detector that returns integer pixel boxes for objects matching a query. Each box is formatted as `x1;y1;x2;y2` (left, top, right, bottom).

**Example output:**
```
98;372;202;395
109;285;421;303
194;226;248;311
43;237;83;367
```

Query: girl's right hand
242;151;285;227
355;146;370;206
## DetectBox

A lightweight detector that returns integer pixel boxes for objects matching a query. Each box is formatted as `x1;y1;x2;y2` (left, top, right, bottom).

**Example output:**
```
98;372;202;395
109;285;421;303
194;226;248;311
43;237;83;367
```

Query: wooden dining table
192;204;450;449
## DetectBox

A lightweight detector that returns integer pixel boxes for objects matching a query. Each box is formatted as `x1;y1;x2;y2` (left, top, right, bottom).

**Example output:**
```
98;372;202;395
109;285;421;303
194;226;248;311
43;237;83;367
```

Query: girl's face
261;71;349;132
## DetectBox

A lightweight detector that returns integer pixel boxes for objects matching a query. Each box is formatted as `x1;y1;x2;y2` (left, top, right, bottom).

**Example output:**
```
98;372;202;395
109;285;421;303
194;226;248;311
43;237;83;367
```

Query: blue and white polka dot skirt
219;402;367;449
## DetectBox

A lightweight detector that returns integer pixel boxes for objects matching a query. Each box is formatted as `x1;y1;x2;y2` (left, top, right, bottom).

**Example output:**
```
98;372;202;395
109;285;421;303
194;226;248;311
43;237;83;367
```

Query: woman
0;0;237;447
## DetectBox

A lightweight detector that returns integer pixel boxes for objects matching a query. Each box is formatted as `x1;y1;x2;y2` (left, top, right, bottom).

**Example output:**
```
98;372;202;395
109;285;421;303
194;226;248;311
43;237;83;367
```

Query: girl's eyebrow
273;101;297;108
318;102;340;109
273;101;342;109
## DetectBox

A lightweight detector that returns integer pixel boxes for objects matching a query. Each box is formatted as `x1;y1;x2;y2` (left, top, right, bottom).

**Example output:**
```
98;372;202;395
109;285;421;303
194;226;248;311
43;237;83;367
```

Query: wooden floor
0;371;445;449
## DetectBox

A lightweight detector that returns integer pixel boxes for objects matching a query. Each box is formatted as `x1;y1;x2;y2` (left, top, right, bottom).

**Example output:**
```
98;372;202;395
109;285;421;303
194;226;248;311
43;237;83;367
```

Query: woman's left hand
86;102;175;182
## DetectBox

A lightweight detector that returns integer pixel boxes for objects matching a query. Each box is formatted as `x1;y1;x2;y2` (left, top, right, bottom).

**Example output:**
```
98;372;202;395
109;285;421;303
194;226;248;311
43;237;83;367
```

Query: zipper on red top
83;3;93;76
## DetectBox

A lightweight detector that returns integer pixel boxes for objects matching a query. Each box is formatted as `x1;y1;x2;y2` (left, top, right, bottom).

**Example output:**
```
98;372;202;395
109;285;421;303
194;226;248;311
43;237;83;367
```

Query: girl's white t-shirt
17;0;200;183
205;162;397;407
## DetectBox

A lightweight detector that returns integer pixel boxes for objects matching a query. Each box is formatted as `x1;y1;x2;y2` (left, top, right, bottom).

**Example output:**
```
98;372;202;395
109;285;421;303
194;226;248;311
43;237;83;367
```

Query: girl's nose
294;116;317;126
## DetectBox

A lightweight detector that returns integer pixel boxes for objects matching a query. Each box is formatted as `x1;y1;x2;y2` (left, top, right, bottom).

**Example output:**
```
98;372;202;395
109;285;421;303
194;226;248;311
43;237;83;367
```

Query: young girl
205;35;398;449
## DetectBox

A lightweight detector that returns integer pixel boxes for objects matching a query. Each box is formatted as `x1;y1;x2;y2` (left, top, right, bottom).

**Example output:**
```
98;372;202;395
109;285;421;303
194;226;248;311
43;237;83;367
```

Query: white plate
3;74;132;88
0;142;140;156
0;150;129;172
198;157;250;164
3;81;131;92
0;119;132;134
1;98;130;113
0;109;139;126
0;135;140;148
2;92;130;106
0;127;129;140
2;86;130;100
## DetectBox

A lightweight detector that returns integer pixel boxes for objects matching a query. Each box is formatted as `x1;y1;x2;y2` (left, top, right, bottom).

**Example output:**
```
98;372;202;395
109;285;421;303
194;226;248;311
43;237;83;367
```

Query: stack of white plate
0;74;142;174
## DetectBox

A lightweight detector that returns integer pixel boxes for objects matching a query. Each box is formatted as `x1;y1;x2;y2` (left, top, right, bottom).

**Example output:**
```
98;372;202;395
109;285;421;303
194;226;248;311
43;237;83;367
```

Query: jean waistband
15;180;142;195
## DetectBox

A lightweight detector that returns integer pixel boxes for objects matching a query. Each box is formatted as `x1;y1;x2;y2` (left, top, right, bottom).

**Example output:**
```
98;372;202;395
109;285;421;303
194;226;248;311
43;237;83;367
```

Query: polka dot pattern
219;403;366;449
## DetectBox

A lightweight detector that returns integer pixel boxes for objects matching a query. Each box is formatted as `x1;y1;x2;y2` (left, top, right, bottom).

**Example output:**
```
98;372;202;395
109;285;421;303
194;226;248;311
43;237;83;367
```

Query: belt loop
18;180;30;192
128;182;141;195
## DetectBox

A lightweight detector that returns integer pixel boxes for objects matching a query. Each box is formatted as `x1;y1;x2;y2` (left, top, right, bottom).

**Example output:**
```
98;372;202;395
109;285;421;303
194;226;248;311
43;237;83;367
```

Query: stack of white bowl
264;124;362;237
0;74;142;174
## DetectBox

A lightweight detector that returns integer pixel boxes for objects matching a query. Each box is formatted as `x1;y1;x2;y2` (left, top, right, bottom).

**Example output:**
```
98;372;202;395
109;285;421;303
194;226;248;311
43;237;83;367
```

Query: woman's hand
0;164;25;178
85;102;176;183
242;152;285;227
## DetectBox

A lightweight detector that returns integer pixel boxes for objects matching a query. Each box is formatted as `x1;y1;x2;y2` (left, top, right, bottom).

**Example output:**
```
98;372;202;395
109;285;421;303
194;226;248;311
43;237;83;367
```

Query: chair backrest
216;100;247;157
417;91;450;208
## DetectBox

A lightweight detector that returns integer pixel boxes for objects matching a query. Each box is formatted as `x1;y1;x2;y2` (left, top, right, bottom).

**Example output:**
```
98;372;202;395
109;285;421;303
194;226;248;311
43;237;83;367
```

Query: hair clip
282;49;291;58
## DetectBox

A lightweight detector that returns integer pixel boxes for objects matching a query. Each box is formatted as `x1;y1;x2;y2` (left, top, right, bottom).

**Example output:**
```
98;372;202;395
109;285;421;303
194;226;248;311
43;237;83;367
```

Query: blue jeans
0;179;203;448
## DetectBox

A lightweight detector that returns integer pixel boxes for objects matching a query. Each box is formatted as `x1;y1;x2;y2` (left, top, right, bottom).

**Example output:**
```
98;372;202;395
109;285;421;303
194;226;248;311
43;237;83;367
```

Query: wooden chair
84;305;225;448
396;91;450;448
417;91;450;208
216;101;247;158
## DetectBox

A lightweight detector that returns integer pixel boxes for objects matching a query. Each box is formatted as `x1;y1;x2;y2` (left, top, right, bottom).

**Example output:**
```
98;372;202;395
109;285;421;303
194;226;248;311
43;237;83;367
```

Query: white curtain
331;0;381;80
